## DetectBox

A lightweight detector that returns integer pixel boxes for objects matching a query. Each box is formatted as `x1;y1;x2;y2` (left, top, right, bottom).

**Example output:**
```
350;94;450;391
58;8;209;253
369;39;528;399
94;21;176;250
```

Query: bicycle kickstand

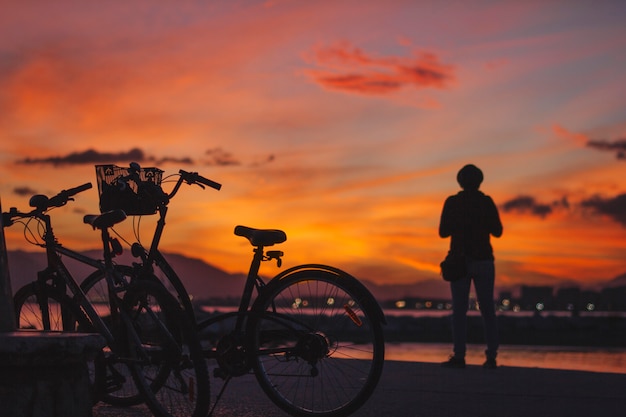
208;374;233;417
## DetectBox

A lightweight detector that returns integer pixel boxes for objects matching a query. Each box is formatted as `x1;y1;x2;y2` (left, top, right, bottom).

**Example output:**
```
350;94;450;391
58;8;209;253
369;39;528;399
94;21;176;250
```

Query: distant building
520;285;554;311
555;287;581;311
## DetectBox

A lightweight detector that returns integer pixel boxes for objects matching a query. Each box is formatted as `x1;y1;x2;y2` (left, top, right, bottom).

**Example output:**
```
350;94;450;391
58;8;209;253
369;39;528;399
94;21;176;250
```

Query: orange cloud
304;41;455;95
551;124;588;146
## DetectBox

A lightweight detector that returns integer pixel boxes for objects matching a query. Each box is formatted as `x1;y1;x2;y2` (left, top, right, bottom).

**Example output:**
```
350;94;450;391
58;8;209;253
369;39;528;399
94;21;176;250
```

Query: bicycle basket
96;164;164;215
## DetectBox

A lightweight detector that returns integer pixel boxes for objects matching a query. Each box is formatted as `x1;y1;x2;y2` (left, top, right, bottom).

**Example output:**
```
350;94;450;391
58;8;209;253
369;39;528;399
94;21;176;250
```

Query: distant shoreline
383;311;626;347
196;305;626;347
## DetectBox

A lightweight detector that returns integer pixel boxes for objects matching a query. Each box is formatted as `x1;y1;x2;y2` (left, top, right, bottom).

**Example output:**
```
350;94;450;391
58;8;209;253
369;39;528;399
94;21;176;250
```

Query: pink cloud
304;41;455;95
552;124;589;146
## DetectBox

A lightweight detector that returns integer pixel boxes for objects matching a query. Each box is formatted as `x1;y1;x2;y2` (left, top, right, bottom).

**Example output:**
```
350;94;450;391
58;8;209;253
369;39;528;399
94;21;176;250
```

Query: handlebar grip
179;170;222;191
197;175;222;191
65;182;93;197
47;182;93;208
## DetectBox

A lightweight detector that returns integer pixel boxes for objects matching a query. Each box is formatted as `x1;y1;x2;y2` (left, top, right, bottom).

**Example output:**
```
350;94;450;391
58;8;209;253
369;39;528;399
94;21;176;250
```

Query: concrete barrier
0;331;105;417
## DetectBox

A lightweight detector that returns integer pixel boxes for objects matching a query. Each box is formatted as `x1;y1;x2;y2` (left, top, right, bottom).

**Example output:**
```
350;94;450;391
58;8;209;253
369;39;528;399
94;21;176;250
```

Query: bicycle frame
199;244;270;330
124;171;220;323
30;211;182;360
131;203;196;320
36;212;119;347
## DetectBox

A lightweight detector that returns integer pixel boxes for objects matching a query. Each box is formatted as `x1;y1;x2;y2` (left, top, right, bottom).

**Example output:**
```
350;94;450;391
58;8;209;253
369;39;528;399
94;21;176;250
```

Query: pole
0;199;16;331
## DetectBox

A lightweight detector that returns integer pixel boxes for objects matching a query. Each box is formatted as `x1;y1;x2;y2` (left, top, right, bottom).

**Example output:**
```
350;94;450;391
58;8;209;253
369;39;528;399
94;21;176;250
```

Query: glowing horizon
1;1;626;289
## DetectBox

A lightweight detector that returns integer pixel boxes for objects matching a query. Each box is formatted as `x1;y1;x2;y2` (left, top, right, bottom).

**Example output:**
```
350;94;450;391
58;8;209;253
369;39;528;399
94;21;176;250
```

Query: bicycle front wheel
248;268;385;417
122;279;210;417
80;265;143;406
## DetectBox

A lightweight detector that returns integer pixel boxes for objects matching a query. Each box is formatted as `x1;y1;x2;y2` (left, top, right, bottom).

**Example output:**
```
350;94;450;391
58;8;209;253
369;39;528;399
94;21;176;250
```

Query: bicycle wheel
248;268;385;417
13;282;106;403
14;282;87;331
80;265;145;406
122;279;210;417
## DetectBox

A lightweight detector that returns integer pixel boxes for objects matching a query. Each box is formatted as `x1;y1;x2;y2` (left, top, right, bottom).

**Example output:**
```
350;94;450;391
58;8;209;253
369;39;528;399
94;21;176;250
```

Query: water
199;306;626;374
385;342;626;374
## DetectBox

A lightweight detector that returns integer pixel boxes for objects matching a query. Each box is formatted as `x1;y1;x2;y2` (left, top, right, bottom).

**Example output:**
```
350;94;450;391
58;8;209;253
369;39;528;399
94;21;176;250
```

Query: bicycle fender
263;264;386;325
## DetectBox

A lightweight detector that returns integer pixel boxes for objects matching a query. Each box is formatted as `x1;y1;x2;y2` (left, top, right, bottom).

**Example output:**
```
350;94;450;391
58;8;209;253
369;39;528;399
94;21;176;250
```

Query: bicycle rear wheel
122;279;210;417
13;282;105;403
248;267;385;417
14;282;88;331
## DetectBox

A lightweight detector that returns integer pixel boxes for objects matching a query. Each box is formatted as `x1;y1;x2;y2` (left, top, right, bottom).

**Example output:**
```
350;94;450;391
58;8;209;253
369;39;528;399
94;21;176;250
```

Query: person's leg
472;260;499;363
450;275;471;360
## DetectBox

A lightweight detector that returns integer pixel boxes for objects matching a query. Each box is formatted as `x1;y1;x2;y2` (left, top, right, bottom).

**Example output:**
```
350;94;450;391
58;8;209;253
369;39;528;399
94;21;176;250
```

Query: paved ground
93;360;626;417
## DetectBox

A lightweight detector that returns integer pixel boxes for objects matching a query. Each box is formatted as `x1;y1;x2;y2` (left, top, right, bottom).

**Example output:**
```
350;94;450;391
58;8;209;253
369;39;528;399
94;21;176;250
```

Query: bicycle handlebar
47;183;93;208
2;182;93;226
179;169;222;191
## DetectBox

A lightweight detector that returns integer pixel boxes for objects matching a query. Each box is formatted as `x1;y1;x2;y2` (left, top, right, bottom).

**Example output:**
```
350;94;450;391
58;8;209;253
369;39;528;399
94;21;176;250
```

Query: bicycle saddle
234;225;287;247
83;209;127;230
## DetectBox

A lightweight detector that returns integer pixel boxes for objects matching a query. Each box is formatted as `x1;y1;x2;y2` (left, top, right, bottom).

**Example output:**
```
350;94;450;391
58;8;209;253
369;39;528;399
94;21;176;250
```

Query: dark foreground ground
94;360;626;417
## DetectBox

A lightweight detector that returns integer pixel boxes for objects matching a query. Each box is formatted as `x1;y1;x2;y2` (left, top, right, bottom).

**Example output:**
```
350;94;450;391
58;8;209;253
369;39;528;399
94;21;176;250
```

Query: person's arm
487;197;503;238
439;197;454;238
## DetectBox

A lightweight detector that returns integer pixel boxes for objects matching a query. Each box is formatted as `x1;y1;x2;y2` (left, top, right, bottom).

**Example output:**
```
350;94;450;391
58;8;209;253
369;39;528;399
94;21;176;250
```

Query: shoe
441;355;465;368
483;358;497;369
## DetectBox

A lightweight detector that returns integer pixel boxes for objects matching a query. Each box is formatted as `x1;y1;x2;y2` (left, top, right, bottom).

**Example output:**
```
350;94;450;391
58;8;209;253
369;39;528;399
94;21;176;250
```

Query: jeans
450;259;499;360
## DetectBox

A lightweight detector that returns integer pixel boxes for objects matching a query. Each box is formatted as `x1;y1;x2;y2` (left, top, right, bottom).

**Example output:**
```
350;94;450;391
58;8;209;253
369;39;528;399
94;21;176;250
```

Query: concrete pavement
94;360;626;417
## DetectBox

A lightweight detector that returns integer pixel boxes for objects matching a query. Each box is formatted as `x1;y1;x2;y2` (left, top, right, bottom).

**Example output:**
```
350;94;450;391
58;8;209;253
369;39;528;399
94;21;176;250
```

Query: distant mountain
607;272;626;288
4;250;625;303
4;249;247;301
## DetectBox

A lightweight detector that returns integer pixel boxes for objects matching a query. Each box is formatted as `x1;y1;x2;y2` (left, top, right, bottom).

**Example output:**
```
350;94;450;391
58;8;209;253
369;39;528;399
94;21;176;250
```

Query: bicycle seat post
234;246;265;331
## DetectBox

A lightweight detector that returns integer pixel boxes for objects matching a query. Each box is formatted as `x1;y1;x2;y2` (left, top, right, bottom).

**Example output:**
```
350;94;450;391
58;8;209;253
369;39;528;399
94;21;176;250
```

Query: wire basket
96;164;164;215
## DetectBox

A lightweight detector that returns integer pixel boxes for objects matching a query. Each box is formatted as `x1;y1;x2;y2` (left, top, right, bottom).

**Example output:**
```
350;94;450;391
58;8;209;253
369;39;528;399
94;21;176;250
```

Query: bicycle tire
13;282;107;403
248;268;385;417
122;279;210;417
14;281;90;332
79;265;148;406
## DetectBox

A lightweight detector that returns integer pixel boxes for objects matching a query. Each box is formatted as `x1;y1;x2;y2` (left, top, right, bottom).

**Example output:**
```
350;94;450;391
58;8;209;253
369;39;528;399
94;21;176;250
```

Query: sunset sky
1;0;626;291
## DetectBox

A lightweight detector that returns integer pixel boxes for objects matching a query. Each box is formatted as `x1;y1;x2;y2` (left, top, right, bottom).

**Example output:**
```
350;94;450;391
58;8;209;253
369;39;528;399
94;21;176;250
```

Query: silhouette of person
438;164;503;369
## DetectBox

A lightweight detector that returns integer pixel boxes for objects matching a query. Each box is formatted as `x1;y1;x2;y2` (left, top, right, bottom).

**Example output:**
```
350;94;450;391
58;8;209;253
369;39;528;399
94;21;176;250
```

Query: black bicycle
77;162;386;416
199;225;386;417
78;162;222;325
4;184;210;417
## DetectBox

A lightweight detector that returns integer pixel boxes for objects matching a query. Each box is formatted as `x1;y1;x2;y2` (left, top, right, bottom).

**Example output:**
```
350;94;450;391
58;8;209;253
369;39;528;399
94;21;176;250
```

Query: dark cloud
586;138;626;160
18;148;147;165
502;196;552;218
15;147;263;169
154;156;194;165
581;193;626;227
501;195;569;218
13;186;38;196
205;148;240;166
254;154;275;166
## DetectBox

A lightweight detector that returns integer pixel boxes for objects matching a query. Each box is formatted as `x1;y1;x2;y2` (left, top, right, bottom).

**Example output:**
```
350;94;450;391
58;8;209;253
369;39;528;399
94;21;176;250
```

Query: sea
201;306;626;374
384;342;626;374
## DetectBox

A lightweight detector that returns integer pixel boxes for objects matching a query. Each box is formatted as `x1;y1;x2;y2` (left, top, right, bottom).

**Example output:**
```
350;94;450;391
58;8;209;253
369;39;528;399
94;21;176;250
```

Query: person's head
457;164;483;190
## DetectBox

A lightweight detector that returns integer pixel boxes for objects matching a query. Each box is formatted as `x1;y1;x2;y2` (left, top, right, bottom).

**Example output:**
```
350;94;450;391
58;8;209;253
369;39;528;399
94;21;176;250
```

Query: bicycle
4;184;210;417
78;162;386;416
198;225;386;417
79;162;222;325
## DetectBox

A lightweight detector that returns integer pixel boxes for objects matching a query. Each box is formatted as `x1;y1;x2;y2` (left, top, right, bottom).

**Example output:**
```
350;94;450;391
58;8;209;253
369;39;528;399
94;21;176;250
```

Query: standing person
438;164;503;369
